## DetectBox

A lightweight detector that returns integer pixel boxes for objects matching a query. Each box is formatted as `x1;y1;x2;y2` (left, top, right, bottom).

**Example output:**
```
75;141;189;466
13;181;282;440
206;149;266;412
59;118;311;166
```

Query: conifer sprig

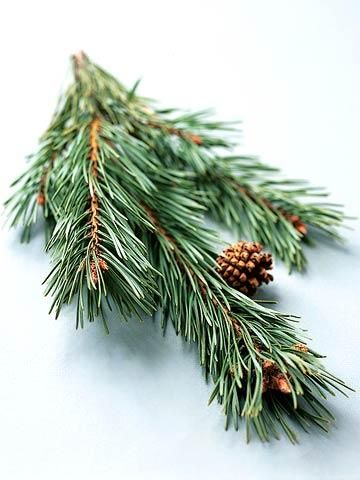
132;112;347;270
141;172;350;442
195;155;346;270
7;52;160;329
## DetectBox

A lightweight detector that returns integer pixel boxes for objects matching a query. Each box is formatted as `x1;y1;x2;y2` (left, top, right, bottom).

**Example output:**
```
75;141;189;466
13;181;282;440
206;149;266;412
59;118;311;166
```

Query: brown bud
90;261;98;284
293;343;308;353
37;192;45;205
262;360;291;394
98;258;109;271
188;134;203;145
275;374;292;394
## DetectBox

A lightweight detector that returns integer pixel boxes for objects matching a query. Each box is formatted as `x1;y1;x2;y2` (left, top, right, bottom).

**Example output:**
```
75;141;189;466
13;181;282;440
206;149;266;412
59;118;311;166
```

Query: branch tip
72;50;88;73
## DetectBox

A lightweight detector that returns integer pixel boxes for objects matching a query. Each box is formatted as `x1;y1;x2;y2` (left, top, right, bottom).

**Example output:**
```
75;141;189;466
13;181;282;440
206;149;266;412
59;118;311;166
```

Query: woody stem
142;203;241;337
88;118;108;283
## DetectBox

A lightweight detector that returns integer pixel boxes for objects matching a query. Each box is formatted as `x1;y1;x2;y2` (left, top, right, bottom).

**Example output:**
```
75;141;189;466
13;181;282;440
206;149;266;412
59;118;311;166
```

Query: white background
0;1;359;479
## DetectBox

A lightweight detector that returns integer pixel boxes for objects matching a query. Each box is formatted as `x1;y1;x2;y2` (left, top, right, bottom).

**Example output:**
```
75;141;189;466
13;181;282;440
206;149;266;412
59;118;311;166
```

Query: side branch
142;203;175;243
142;203;241;335
234;181;308;236
143;202;292;394
148;121;203;145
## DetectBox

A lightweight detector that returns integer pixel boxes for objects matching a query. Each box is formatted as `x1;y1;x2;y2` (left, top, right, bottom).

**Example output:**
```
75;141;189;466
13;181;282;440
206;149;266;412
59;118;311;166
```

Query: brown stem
37;156;55;206
142;203;241;337
148;121;203;145
235;182;308;236
88;118;108;283
142;203;175;243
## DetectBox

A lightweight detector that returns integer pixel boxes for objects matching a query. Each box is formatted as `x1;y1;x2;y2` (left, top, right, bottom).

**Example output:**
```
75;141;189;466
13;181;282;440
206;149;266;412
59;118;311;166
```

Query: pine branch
195;156;346;270
126;108;347;271
7;53;160;327
140;172;350;442
44;118;160;327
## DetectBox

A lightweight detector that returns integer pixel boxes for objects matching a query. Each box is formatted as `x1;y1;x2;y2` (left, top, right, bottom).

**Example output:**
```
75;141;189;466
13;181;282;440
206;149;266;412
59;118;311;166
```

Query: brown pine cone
216;241;273;296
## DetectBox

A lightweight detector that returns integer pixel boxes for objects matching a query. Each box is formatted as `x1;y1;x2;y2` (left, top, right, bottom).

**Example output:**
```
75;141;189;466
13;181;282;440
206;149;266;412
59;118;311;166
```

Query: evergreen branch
121;101;347;270
140;173;350;442
195;156;346;270
43;118;159;328
6;54;160;327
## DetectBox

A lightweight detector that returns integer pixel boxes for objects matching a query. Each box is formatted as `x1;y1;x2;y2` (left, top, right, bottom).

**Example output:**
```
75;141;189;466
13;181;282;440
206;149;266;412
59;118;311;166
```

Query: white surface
0;1;359;479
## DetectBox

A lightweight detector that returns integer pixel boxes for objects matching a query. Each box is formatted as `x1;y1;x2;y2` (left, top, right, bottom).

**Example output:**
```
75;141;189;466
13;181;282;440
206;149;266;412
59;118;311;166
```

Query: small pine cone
216;241;273;296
